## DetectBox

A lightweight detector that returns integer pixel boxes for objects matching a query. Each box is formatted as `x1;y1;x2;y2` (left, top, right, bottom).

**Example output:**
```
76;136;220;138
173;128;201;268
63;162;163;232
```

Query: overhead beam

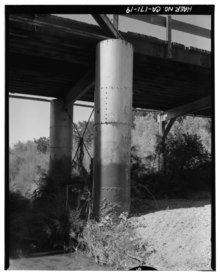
171;18;211;39
92;14;123;39
8;94;162;111
64;70;94;107
9;95;51;102
159;96;211;122
9;94;94;108
113;14;119;29
123;14;166;28
122;14;211;39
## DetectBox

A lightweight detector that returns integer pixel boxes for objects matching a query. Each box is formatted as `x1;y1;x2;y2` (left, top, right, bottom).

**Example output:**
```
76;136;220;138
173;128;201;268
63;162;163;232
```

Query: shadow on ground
9;252;113;270
131;191;211;216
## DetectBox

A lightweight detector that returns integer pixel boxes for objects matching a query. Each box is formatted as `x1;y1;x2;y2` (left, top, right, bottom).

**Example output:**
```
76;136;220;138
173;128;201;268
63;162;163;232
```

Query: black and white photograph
5;4;215;271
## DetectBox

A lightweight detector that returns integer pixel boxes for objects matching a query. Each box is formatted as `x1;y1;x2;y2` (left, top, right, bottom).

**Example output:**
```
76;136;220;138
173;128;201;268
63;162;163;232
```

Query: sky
9;14;212;146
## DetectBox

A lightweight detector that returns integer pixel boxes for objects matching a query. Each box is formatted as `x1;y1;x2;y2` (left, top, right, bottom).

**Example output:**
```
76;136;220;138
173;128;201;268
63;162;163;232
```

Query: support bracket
158;118;176;141
92;14;123;39
163;118;176;140
158;96;211;122
64;70;95;108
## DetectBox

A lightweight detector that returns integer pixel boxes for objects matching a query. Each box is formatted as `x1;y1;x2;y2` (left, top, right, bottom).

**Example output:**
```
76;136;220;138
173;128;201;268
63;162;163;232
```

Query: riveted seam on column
100;86;132;90
101;187;122;192
94;122;132;126
50;146;72;149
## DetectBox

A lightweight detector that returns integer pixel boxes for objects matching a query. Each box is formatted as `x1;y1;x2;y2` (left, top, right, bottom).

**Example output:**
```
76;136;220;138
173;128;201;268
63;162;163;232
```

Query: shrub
30;174;71;250
156;132;211;175
9;173;89;257
81;212;156;270
130;132;212;200
9;191;33;257
164;133;210;173
68;209;86;252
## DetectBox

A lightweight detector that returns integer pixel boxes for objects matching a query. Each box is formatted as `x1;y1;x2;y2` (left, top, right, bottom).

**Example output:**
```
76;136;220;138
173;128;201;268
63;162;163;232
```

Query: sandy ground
9;198;212;271
130;199;212;271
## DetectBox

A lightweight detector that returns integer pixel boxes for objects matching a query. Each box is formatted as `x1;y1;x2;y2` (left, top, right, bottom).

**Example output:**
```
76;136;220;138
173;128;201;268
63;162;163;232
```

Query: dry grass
81;212;156;270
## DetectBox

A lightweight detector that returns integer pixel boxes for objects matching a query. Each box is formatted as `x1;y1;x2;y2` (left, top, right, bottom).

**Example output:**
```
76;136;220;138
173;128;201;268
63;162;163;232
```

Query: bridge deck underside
7;14;212;117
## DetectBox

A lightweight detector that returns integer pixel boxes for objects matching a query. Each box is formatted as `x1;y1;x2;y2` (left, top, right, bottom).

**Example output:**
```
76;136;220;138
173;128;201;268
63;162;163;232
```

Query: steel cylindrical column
49;99;73;181
93;39;133;218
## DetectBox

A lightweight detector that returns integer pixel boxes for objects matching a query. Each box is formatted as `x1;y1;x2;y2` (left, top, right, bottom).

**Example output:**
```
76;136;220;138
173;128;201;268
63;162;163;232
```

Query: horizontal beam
9;95;51;102
9;94;212;119
92;14;123;39
9;94;167;113
9;94;94;108
123;14;166;28
73;103;93;109
122;14;211;39
171;18;211;39
64;70;95;107
158;96;211;122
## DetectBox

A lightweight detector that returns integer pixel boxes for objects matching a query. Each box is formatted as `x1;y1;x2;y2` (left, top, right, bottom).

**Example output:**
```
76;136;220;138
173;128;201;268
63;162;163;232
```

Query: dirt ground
130;198;212;271
9;198;212;271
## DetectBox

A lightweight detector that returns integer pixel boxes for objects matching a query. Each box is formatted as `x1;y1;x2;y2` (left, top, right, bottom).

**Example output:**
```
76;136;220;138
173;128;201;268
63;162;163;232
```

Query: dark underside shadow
131;191;211;216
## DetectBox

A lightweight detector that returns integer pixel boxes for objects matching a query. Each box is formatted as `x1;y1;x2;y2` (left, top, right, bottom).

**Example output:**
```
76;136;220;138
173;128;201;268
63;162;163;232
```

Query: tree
9;140;49;198
170;116;211;153
34;137;50;154
158;132;211;174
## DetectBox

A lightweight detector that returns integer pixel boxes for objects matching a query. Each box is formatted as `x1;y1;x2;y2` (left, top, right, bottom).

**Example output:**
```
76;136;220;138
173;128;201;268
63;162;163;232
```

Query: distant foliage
131;113;158;172
34;137;50;154
9;141;49;198
9;114;211;200
171;116;211;153
130;113;212;200
132;113;211;168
